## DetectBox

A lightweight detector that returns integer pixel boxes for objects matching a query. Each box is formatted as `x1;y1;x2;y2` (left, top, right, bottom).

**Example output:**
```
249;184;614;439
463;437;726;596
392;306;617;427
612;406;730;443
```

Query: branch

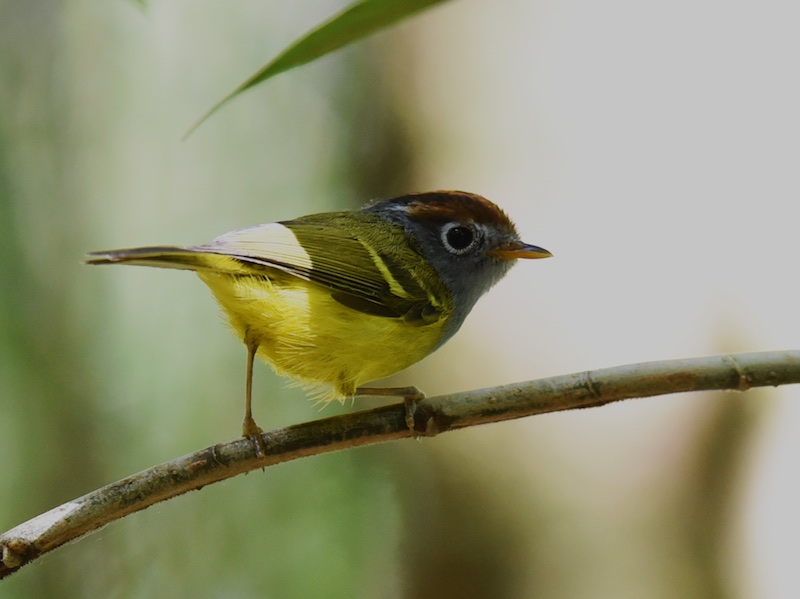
2;350;798;578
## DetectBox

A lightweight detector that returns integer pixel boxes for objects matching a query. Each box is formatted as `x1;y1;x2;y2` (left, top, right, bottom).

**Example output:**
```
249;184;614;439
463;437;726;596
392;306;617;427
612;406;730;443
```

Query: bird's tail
85;246;246;274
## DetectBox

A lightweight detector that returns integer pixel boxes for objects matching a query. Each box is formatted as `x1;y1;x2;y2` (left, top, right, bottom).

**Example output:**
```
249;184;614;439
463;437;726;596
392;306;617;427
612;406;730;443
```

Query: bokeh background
2;0;799;597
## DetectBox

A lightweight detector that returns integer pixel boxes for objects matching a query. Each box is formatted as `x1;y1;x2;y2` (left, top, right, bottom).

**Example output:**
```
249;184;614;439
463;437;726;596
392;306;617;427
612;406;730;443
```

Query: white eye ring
441;222;479;255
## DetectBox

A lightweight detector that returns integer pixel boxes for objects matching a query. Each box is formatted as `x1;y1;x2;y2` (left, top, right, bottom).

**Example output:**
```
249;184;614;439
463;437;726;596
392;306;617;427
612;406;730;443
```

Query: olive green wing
196;214;447;324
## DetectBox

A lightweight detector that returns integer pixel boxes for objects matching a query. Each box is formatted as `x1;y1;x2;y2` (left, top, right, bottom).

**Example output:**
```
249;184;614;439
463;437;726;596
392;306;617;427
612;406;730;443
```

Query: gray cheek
434;259;514;345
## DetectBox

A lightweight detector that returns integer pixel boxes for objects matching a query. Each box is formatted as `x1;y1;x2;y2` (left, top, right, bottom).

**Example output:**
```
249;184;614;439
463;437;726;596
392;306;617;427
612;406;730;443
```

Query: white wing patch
201;223;312;271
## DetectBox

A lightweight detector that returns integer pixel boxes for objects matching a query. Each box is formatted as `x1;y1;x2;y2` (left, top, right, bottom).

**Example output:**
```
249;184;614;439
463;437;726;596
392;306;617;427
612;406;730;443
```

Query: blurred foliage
669;392;766;599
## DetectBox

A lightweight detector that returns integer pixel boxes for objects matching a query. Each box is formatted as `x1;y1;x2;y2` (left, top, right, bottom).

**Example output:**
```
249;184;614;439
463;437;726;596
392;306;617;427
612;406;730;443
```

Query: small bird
87;191;551;455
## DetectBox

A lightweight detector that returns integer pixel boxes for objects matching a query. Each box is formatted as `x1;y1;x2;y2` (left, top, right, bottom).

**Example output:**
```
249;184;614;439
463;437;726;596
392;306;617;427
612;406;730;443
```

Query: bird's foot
356;386;425;434
242;416;266;460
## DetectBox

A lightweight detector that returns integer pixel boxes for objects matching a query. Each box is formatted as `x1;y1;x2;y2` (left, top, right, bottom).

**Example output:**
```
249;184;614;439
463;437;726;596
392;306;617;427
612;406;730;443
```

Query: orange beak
491;241;552;260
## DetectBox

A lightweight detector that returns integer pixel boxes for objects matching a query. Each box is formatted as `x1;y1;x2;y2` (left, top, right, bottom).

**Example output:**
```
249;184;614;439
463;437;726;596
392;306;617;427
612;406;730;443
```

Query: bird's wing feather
196;217;446;324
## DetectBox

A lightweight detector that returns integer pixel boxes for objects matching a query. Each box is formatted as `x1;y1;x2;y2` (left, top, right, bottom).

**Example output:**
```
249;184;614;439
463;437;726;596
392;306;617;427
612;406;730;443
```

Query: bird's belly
197;271;446;399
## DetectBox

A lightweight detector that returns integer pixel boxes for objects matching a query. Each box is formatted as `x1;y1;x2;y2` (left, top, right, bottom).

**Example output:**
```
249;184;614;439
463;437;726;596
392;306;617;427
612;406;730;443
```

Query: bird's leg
355;386;425;433
242;337;265;459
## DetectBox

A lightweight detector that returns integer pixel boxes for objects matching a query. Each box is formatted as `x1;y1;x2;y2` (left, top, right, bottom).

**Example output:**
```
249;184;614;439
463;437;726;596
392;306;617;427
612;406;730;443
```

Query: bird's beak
491;241;552;260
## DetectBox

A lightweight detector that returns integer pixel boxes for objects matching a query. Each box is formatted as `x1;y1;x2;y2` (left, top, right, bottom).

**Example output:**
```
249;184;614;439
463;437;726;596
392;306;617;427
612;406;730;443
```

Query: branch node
582;370;602;401
724;355;753;391
423;413;442;437
2;539;31;569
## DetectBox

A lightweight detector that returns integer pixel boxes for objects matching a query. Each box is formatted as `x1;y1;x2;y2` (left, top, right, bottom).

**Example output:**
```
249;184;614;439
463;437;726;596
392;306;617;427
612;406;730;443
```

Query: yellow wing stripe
361;243;412;299
405;264;444;310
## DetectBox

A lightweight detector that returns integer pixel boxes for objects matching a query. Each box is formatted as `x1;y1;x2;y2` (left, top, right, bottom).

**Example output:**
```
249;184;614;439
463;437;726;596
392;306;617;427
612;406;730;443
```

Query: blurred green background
2;1;799;598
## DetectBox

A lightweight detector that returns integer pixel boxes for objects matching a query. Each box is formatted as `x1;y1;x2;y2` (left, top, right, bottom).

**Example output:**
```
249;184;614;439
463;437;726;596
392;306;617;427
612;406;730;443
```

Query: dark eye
441;222;478;255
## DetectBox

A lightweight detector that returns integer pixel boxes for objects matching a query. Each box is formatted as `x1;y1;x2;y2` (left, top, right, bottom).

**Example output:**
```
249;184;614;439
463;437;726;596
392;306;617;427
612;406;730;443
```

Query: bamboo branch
2;350;798;578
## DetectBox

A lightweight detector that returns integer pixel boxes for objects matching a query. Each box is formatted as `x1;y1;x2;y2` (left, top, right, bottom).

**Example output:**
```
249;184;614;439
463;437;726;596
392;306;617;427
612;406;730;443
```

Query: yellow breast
197;270;447;401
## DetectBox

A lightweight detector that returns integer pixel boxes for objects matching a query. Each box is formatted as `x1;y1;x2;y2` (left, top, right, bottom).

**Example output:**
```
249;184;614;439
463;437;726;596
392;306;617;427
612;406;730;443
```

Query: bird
86;190;551;456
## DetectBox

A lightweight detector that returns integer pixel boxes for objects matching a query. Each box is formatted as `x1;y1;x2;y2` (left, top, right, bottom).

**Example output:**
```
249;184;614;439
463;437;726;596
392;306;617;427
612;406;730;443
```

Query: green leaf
185;0;453;138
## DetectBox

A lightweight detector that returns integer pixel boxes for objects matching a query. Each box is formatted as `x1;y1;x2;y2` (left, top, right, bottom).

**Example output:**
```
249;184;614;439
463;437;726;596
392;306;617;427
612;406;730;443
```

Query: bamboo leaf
185;0;452;137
